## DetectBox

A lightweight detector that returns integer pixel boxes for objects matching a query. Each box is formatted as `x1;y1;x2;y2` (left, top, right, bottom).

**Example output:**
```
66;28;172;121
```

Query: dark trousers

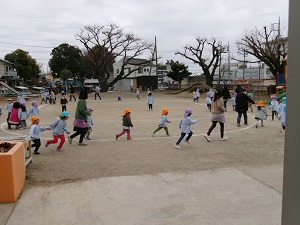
153;127;169;135
70;131;86;143
62;105;66;112
7;112;11;128
94;92;101;100
207;121;224;138
148;104;153;110
271;111;277;120
237;111;248;125
176;131;193;145
223;100;228;109
32;139;41;152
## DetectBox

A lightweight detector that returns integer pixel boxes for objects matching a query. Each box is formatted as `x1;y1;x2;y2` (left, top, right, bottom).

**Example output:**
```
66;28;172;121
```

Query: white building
113;58;158;92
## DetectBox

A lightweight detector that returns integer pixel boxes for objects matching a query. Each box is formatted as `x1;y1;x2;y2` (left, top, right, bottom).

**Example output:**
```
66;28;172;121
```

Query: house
0;59;18;79
84;78;99;92
113;58;158;92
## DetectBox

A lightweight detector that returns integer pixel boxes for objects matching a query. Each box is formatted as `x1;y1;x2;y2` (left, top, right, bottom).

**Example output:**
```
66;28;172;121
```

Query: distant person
174;109;198;149
206;93;212;111
94;85;101;100
152;108;171;137
231;92;237;111
208;88;214;101
41;91;47;104
235;89;256;127
247;92;254;112
204;89;227;142
116;108;133;140
60;92;68;112
136;87;140;100
147;92;154;111
17;91;25;102
5;98;13;129
222;85;231;109
69;85;76;101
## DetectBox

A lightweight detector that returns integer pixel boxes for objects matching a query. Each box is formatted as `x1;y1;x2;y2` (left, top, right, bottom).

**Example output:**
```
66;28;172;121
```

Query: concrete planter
0;142;25;202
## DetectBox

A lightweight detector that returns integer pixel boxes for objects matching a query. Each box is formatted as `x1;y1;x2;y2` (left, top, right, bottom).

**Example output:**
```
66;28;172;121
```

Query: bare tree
236;26;288;77
176;37;221;87
75;23;154;91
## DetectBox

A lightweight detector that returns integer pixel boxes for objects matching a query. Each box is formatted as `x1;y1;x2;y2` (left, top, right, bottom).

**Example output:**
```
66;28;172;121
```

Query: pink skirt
210;114;226;123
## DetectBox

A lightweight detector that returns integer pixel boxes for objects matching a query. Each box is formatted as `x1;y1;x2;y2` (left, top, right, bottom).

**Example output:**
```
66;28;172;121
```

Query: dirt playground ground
0;91;284;190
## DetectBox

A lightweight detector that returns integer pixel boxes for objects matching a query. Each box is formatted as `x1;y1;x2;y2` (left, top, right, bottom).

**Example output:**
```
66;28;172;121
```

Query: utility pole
227;42;230;84
242;50;246;79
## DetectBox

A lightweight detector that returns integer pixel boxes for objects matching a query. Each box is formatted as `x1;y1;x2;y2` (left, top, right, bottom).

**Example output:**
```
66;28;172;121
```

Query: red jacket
9;107;20;124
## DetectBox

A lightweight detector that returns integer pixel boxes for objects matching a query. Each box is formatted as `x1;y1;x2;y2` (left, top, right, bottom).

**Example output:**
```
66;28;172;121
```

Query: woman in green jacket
68;88;90;146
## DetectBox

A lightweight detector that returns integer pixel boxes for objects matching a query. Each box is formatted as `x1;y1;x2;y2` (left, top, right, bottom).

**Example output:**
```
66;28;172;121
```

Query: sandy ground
0;91;284;189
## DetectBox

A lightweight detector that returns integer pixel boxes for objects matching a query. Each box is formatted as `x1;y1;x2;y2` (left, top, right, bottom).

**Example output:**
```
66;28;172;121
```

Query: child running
152;108;171;137
45;111;70;151
27;101;39;118
269;95;279;120
30;116;49;154
85;107;94;140
18;101;27;129
206;93;212;111
116;108;133;140
278;105;286;133
255;101;268;128
174;109;198;149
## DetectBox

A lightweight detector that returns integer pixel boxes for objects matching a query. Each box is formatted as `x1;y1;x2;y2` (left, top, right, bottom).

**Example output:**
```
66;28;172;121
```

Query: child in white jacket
174;109;198;149
269;95;279;120
255;101;268;128
278;105;286;133
147;92;154;111
152;108;171;137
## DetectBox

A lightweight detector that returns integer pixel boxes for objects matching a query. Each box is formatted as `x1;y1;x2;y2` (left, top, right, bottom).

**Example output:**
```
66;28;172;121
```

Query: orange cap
123;108;132;116
31;116;39;124
162;108;169;116
257;101;264;107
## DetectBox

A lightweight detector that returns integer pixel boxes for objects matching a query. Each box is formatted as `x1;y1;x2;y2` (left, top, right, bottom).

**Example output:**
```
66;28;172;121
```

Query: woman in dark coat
235;89;256;127
222;85;231;109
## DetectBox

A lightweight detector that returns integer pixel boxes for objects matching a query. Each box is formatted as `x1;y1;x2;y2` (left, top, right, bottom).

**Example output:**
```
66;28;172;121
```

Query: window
144;68;147;72
138;69;142;73
116;69;119;74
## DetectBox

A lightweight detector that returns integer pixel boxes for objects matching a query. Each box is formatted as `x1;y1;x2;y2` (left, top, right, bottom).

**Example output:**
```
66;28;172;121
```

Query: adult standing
68;88;90;146
235;89;256;127
69;85;76;101
222;85;231;109
94;85;101;100
204;89;227;142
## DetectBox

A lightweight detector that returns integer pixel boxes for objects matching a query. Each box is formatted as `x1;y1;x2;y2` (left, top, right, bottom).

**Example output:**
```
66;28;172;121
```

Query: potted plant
0;142;25;202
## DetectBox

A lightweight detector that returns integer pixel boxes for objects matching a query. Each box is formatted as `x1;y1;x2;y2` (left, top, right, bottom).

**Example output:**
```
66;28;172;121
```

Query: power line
0;41;54;48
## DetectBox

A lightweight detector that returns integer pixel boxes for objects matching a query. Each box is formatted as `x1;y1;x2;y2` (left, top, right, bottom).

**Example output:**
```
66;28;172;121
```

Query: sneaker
204;135;211;142
244;123;248;126
33;151;40;155
220;137;228;141
237;123;241;127
115;134;118;140
78;143;87;146
174;144;181;149
85;137;91;140
68;136;72;144
184;140;190;144
127;137;132;140
45;141;49;148
56;148;63;152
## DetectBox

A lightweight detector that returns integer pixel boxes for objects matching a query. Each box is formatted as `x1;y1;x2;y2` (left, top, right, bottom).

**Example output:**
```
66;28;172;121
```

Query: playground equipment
233;79;266;101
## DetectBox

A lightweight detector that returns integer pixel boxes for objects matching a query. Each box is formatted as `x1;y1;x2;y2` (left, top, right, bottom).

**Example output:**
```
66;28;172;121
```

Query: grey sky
0;0;289;74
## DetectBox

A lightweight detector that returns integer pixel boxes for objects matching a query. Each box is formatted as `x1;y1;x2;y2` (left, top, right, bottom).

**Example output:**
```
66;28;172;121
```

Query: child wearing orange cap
30;116;49;154
152;108;171;137
255;101;268;128
116;108;133;140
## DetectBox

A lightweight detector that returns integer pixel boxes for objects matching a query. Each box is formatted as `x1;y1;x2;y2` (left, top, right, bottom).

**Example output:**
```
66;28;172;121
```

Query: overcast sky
0;0;289;74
